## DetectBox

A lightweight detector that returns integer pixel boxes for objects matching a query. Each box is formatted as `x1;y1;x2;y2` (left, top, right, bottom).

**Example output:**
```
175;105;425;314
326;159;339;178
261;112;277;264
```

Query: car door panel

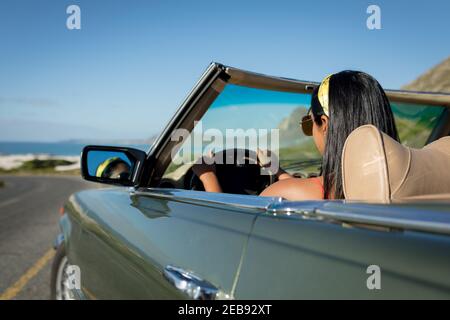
66;188;272;299
235;202;450;299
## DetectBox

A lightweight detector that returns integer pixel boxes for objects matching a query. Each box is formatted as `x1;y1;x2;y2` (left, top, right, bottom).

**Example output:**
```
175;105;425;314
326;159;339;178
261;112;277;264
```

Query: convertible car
51;63;450;299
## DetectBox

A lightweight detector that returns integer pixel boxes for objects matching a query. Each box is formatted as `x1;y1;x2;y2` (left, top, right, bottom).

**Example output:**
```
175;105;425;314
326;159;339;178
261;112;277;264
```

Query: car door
68;187;275;299
234;200;450;299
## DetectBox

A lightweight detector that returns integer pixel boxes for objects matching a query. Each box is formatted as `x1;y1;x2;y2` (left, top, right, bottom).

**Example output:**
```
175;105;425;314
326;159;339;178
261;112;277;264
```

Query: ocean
0;142;151;156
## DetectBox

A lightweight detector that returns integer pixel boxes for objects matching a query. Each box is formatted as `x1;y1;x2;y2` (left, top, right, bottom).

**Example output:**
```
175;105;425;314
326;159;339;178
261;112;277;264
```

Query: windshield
165;83;445;178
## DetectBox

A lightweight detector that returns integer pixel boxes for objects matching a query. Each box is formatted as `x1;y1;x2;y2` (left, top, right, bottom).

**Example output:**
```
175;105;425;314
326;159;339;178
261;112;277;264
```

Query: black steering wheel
189;149;276;195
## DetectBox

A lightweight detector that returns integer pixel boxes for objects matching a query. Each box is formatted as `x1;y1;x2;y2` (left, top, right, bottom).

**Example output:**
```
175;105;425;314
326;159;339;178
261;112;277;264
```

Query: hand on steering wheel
191;149;278;194
257;149;291;180
257;149;277;167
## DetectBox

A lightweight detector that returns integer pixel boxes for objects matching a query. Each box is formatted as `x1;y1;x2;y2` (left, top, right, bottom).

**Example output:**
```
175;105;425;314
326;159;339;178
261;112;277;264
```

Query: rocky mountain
277;106;310;147
402;56;450;93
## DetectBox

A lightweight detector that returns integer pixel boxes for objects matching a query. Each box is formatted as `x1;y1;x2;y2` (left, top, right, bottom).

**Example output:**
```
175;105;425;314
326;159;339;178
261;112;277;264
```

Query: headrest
342;124;450;202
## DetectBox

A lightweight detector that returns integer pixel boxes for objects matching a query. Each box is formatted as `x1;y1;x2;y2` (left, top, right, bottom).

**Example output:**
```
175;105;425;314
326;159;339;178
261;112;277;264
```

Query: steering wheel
188;149;277;195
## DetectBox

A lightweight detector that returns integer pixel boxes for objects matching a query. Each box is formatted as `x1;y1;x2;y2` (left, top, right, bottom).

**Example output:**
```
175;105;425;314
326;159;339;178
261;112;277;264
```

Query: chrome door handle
163;265;231;300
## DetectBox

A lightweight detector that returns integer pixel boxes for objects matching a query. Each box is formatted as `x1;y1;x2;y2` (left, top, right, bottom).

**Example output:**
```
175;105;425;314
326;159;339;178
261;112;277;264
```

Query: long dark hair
310;70;399;199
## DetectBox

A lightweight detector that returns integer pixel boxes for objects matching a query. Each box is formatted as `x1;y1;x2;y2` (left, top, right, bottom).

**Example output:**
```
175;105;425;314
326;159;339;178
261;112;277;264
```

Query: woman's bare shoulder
260;177;323;200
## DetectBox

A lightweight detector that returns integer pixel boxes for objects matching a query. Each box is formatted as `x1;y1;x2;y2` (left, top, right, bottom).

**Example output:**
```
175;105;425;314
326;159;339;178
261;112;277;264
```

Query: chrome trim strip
267;201;450;236
132;188;280;213
319;202;450;235
316;208;450;235
266;199;326;220
133;188;450;235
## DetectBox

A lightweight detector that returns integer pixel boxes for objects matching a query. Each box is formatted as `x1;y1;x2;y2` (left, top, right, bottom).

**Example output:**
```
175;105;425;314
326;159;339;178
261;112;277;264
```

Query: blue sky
0;0;449;142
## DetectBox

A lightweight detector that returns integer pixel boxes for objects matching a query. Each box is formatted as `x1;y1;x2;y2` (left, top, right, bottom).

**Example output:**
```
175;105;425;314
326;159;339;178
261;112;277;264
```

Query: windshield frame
144;62;450;188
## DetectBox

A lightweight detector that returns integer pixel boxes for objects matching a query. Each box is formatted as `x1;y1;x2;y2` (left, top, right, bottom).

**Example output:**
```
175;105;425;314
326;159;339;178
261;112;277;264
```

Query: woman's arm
260;177;323;200
192;157;323;200
191;162;222;193
193;165;291;193
191;149;292;193
197;170;222;193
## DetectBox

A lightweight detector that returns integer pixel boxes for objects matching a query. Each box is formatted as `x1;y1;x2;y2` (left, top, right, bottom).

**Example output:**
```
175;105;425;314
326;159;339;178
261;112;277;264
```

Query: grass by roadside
0;180;4;188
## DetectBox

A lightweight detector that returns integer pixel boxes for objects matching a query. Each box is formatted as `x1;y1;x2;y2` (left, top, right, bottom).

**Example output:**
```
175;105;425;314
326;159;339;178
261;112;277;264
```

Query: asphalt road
0;175;96;300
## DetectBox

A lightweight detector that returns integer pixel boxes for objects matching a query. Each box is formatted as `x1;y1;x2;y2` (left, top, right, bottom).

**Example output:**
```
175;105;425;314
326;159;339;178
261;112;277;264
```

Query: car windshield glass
165;83;445;178
391;102;444;147
167;84;320;177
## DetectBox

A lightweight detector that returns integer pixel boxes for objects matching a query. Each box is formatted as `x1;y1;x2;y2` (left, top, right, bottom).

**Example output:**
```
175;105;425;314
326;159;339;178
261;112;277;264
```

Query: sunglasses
300;114;313;136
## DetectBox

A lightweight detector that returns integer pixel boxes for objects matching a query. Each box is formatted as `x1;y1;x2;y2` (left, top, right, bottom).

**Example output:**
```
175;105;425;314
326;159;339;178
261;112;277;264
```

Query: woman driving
193;70;400;200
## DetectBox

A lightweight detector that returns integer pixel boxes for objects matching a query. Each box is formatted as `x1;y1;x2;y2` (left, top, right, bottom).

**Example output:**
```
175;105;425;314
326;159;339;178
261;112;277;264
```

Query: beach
0;154;80;172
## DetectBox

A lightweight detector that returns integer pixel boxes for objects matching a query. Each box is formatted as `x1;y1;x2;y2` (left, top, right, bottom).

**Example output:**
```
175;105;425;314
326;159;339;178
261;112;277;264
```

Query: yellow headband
318;74;332;117
96;157;120;177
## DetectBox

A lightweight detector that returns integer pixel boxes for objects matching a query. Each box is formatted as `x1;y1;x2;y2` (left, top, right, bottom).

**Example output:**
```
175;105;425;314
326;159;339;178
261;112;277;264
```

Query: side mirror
81;145;147;186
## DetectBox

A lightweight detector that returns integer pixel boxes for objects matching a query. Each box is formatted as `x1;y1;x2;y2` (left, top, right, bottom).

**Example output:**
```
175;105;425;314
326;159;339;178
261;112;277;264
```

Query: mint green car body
56;63;450;299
